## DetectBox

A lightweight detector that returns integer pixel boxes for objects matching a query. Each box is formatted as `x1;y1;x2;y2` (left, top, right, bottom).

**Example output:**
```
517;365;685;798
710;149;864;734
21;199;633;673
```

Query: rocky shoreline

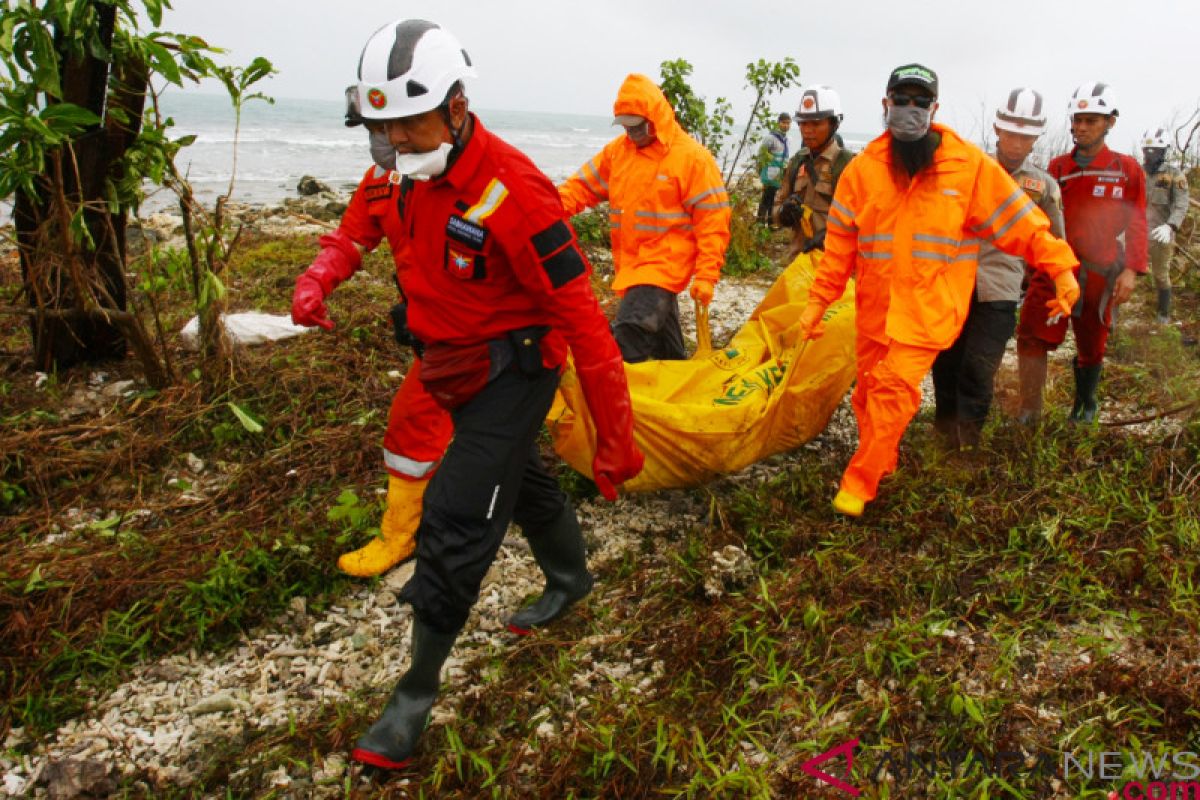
0;269;798;798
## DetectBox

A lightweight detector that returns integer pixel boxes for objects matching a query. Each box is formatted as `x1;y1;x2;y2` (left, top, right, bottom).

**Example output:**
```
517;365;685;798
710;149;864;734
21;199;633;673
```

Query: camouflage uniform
773;139;853;261
1144;162;1189;289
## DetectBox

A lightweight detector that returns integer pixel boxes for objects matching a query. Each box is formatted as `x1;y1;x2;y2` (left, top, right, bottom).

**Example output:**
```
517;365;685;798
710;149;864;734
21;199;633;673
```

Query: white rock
188;693;238;715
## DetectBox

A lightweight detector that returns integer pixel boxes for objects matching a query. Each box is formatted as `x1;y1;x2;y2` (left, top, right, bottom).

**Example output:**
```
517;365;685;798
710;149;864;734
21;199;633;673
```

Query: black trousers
399;364;569;634
931;298;1017;446
757;186;779;224
612;284;686;363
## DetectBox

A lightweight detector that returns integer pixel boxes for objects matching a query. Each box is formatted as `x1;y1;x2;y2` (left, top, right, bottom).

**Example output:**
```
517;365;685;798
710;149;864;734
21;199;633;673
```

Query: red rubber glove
689;278;715;307
576;353;644;500
797;301;827;341
290;230;363;331
1046;268;1080;321
292;275;333;330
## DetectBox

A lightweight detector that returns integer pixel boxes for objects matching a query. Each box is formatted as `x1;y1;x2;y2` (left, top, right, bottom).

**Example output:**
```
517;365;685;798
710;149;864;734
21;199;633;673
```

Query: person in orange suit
795;64;1081;517
559;74;731;362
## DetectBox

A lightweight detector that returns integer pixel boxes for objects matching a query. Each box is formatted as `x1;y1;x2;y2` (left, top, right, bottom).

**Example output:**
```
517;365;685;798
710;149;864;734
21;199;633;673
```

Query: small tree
721;58;801;186
0;0;271;390
1173;104;1200;172
659;58;733;157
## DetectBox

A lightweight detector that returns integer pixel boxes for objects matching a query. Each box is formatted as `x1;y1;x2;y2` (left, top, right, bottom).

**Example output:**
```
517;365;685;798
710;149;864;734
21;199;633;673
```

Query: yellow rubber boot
338;475;427;577
832;489;866;518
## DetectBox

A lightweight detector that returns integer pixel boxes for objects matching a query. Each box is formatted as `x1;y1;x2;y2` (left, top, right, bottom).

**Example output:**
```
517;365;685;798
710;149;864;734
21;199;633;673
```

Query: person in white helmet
774;85;855;260
932;88;1066;444
1016;82;1148;424
1141;128;1190;324
290;87;455;579
340;18;643;773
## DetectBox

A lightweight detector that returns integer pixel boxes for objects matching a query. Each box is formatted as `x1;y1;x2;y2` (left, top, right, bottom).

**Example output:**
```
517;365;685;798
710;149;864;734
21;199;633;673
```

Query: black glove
800;229;826;254
777;197;803;228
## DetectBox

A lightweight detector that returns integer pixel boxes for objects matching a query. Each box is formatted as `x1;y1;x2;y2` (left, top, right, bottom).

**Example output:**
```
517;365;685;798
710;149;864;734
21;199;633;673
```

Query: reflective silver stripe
977;188;1025;234
831;198;855;219
585;159;609;192
609;207;623;215
991;198;1035;240
694;201;731;210
828;215;856;232
912;250;952;263
858;250;892;260
609;223;620;229
383;449;436;478
859;233;893;243
683;186;725;207
635;222;694;232
913;233;960;247
1059;169;1124;182
953;251;981;262
634;210;690;219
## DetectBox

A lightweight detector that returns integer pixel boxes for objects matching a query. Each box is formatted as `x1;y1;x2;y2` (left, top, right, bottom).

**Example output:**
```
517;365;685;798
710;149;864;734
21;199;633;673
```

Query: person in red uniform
1016;82;1148;424
341;19;643;772
291;91;453;578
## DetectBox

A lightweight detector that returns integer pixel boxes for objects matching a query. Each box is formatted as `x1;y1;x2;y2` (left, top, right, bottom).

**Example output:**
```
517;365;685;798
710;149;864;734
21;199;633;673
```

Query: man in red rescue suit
559;74;731;363
795;64;1080;518
339;20;643;773
1016;82;1148;424
291;89;453;578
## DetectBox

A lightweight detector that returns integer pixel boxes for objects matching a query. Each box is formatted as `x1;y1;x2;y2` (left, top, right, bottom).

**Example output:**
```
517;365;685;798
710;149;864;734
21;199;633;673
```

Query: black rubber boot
506;506;594;635
1157;288;1172;325
1069;360;1102;424
351;618;458;771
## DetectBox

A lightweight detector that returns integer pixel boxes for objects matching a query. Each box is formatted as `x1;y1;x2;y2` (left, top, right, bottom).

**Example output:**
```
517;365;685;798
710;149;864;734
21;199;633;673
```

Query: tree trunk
16;4;126;371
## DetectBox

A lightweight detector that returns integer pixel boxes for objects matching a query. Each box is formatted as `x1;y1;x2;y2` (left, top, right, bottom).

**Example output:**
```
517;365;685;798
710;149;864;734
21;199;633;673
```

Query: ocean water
150;93;619;211
0;92;874;222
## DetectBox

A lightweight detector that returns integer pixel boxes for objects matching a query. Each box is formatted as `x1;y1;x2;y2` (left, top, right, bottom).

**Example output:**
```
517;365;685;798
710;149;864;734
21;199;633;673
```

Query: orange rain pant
840;337;941;502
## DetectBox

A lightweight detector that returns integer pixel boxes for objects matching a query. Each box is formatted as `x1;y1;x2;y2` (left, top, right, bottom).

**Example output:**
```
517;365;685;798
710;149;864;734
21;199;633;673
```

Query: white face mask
394;142;454;181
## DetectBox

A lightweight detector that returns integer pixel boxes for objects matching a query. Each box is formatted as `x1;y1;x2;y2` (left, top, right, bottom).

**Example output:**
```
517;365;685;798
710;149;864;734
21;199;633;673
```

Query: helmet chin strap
439;95;470;165
814;119;839;153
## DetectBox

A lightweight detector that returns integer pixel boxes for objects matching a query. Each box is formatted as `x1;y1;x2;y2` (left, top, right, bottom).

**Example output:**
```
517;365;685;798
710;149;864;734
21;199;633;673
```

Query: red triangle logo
800;738;861;796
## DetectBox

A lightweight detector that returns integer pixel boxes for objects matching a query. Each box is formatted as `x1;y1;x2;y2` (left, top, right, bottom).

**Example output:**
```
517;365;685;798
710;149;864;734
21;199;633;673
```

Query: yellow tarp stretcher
548;253;858;492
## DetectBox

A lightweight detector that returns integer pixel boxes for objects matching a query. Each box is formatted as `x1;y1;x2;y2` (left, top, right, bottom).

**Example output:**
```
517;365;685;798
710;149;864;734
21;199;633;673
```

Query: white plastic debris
180;313;312;350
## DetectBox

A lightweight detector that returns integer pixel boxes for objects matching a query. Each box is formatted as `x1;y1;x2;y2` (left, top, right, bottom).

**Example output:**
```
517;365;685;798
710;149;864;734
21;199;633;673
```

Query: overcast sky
160;0;1200;154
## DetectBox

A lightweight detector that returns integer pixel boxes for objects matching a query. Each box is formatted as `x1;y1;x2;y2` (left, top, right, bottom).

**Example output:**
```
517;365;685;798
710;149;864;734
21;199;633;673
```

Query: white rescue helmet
1068;82;1119;118
994;88;1047;136
795;85;843;123
1141;128;1171;149
354;19;477;121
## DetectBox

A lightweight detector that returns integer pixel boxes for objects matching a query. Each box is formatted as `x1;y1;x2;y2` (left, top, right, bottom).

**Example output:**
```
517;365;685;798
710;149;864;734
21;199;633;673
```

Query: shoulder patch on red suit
364;183;393;203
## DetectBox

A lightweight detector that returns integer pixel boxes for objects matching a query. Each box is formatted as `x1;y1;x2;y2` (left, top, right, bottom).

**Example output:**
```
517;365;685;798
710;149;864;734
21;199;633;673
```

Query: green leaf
964;696;986;724
144;0;165;27
41;103;101;128
228;402;264;434
23;564;66;594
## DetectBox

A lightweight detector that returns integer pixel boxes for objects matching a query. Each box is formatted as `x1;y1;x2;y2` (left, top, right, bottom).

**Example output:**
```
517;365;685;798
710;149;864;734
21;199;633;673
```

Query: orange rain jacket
810;123;1079;350
559;74;731;295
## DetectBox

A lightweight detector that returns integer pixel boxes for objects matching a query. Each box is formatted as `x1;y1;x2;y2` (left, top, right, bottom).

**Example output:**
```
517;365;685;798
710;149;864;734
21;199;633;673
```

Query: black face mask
1143;148;1166;173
